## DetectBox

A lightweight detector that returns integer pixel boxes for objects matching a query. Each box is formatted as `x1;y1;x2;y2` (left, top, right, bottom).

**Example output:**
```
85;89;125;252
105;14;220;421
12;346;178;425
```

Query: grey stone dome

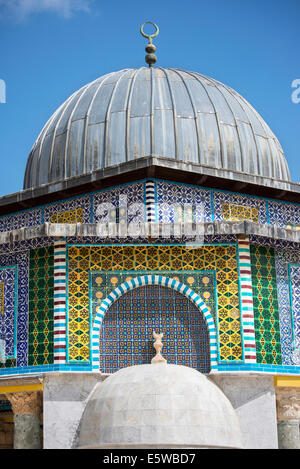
78;364;244;449
24;67;290;189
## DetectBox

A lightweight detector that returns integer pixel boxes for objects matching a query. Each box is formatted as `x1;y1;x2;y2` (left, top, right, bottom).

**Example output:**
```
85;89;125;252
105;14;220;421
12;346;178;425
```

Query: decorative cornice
0;221;299;245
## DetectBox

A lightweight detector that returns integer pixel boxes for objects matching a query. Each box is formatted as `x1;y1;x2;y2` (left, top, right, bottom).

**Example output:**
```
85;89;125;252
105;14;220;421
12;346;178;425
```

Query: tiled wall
0;180;298;375
0;267;17;360
0;179;299;232
250;245;281;365
0;238;54;368
28;246;54;366
68;244;242;364
275;247;300;365
98;284;211;374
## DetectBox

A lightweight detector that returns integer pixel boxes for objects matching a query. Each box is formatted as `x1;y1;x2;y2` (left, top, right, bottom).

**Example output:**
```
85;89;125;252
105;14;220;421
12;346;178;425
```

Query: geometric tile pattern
268;200;300;228
0;237;54;257
93;182;145;224
44;196;91;223
50;208;84;224
91;274;218;372
0;250;29;368
0;208;42;233
95;282;212;374
28;246;54;366
67;244;242;363
156;181;212;223
238;238;256;362
249;235;298;250
0;267;17;359
250;245;282;365
91;271;216;323
0;283;4;316
275;247;300;365
223;203;259;223
214;191;267;224
289;264;300;351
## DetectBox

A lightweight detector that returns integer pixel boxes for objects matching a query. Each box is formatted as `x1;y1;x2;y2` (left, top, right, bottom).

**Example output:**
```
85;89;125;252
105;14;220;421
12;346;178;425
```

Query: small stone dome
24;67;290;189
78;364;243;449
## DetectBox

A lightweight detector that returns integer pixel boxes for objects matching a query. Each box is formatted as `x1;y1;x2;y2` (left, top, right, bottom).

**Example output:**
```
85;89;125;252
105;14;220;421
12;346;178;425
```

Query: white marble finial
151;331;167;364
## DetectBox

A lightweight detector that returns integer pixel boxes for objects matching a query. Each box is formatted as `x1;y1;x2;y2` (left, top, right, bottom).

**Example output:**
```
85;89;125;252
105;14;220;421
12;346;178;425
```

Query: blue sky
0;0;299;197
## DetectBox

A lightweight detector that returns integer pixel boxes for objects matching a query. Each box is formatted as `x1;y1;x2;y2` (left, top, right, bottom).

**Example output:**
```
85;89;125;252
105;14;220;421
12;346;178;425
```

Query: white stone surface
43;373;104;449
78;364;243;449
210;374;278;449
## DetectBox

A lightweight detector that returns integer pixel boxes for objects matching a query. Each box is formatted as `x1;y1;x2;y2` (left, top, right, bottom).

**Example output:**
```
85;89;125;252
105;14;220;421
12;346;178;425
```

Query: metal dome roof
24;67;290;189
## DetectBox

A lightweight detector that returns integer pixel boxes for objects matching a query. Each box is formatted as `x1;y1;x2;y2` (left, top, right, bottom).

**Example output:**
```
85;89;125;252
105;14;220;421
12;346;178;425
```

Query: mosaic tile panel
68;244;242;363
28;246;54;366
91;274;219;371
0;208;42;233
289;264;300;351
93;182;145;224
98;285;211;374
250;245;282;365
0;268;16;359
214;191;267;224
0;283;4;316
91;271;216;323
43;196;91;223
268;201;300;229
0;237;55;256
0;237;69;368
0;250;29;367
222;203;259;223
50;208;83;224
156;181;212;223
249;235;298;250
275;247;300;365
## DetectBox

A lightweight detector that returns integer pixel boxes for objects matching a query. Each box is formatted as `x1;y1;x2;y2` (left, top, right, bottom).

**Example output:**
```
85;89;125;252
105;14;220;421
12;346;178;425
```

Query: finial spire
151;331;167;364
140;22;159;67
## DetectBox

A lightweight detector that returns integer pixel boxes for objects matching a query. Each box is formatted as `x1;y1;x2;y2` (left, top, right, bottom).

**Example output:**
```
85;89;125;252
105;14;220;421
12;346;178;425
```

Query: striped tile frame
91;274;218;372
53;238;67;363
238;236;256;363
145;180;156;222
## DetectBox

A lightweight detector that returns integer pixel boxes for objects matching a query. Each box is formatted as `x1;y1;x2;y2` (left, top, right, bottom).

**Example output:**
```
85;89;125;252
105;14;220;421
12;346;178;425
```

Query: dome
78;363;244;449
24;67;290;190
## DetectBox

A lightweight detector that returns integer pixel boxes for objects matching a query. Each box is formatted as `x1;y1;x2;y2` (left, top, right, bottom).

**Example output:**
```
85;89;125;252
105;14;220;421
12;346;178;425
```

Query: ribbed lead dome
24;67;290;189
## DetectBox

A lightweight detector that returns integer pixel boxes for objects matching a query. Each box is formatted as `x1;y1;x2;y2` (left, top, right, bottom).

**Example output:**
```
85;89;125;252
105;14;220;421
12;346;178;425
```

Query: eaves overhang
0;156;299;217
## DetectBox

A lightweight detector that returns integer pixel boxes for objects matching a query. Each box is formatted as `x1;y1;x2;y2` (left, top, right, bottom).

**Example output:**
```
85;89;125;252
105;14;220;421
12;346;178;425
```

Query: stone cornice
0;221;298;245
